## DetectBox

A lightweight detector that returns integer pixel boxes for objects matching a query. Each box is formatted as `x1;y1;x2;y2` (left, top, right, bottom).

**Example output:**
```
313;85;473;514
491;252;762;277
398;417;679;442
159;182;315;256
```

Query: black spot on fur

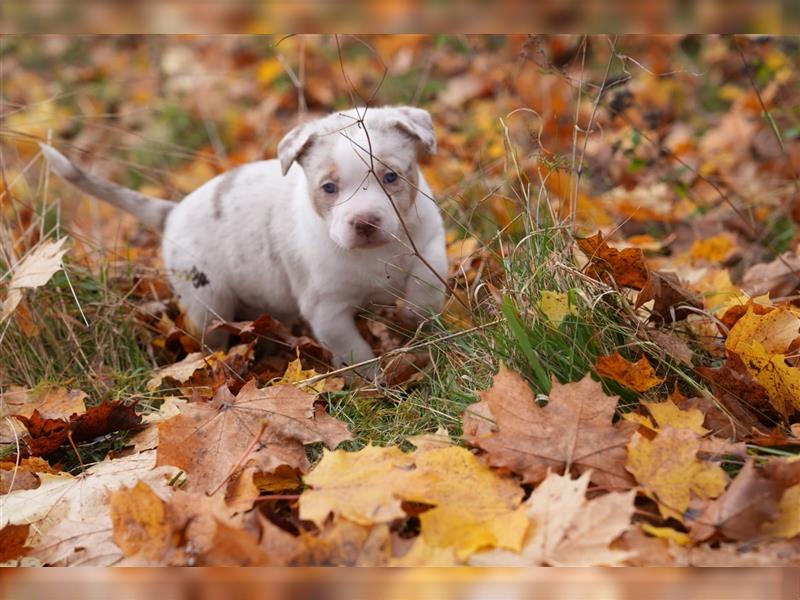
190;266;210;288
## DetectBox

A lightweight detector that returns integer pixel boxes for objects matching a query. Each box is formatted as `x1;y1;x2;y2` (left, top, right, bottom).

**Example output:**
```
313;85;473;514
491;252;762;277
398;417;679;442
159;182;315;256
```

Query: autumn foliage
5;35;800;566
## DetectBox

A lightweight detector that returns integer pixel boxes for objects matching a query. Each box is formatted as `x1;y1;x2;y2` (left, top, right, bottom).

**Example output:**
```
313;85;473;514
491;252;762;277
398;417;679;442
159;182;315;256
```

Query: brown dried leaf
0;525;29;562
156;381;350;494
635;271;702;323
576;232;649;289
690;458;800;542
464;366;635;489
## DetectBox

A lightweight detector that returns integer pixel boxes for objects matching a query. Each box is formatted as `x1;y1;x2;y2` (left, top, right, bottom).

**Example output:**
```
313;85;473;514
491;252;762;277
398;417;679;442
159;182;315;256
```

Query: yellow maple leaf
725;306;800;416
299;445;413;527
277;357;343;394
401;446;528;559
763;483;800;539
626;427;727;522
641;399;709;436
299;444;527;560
726;305;800;357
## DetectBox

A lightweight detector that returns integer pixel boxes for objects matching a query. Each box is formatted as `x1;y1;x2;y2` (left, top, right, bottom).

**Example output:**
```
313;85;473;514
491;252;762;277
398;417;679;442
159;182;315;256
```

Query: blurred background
1;1;796;34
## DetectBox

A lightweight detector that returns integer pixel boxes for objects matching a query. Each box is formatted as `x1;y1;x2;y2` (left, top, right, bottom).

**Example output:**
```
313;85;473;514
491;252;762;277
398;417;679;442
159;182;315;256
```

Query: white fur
42;107;448;373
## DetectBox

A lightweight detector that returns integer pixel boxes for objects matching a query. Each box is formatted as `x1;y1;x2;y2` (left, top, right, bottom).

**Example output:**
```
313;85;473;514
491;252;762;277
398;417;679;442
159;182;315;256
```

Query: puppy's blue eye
322;182;338;194
383;171;398;184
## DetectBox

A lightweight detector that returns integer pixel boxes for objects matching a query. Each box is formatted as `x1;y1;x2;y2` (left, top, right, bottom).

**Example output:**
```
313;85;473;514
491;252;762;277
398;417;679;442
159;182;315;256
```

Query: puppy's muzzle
350;213;387;247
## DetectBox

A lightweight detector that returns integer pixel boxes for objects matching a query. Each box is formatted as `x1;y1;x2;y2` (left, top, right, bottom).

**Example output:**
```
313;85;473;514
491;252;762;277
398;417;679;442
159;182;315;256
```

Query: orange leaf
595;353;663;392
576;232;649;290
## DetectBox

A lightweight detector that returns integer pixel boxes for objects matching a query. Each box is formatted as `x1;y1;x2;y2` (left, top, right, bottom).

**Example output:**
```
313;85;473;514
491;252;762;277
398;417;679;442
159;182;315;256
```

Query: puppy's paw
395;306;425;333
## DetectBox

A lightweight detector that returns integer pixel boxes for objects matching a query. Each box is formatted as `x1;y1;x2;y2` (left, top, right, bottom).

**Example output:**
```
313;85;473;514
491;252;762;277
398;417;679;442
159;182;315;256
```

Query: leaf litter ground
4;35;800;565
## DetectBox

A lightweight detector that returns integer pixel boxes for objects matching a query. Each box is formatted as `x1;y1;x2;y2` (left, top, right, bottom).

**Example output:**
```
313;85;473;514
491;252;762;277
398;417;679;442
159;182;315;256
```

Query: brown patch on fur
309;165;339;218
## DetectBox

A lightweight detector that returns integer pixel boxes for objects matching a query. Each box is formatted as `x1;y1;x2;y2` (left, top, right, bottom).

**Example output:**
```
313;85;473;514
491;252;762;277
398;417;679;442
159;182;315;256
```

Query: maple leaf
763;482;800;539
635;271;701;323
209;314;331;364
624;398;709;436
0;525;30;562
595;352;663;392
1;238;68;323
109;481;175;563
391;536;460;566
695;361;772;438
690;458;800;542
300;444;527;559
157;380;351;494
299;444;414;527
463;366;635;489
146;352;208;390
724;305;800;416
576;232;649;289
288;520;393;567
0;387;87;421
626;427;727;522
470;471;635;566
400;446;528;559
742;252;800;299
9;451;179;566
13;400;141;458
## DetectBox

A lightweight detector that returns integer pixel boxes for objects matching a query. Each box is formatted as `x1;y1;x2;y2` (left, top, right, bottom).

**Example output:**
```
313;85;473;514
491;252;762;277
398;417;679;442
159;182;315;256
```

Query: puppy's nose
351;213;382;238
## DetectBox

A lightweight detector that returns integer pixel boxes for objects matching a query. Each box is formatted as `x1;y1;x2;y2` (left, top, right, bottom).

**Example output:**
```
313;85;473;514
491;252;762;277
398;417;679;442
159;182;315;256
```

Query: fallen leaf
289;520;392;567
763;483;800;539
277;357;342;394
635;271;701;323
577;232;649;289
13;401;141;458
595;353;663;392
157;381;351;494
147;352;208;390
406;426;452;452
299;444;414;527
640;523;692;546
647;330;694;366
10;451;178;566
470;471;635;566
638;398;710;436
400;446;528;559
464;366;635;489
690;459;800;542
109;481;175;563
0;525;29;562
1;238;68;323
538;290;575;326
0;387;87;421
742;252;800;298
391;535;461;566
626;427;727;522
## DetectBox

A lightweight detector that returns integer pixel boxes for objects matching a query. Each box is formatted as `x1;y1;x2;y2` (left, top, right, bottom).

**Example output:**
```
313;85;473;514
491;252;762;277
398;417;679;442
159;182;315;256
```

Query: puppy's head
277;106;436;250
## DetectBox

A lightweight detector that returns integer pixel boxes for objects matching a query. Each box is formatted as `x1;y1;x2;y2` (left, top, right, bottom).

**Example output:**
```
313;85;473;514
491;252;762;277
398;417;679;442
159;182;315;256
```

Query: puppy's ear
390;107;437;156
278;122;315;176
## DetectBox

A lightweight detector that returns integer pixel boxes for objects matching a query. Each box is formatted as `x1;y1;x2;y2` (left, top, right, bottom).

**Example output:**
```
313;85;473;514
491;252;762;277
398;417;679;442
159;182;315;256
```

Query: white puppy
41;106;448;372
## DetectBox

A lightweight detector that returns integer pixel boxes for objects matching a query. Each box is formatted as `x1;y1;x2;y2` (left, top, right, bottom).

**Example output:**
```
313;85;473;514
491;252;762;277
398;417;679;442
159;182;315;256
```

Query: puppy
41;106;448;374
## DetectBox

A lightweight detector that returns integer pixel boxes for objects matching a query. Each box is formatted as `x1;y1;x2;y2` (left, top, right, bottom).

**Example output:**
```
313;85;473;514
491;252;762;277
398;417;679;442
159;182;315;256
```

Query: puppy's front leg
303;302;376;375
401;237;448;326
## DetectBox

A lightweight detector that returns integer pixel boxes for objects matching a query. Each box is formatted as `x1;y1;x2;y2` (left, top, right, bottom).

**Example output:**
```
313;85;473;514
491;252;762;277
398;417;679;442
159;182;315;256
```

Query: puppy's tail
39;143;175;231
